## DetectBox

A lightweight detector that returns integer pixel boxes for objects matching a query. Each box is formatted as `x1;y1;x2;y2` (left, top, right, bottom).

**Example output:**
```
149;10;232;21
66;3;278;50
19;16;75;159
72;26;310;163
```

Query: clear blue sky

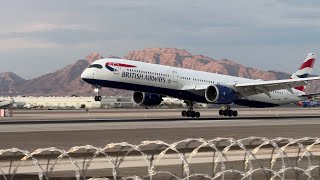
0;0;319;79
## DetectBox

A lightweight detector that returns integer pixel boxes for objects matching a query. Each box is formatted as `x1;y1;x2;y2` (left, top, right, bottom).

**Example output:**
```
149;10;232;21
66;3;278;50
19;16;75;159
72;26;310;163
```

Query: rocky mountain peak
125;48;198;67
108;55;121;59
0;72;25;83
0;72;25;96
220;59;241;65
85;52;103;63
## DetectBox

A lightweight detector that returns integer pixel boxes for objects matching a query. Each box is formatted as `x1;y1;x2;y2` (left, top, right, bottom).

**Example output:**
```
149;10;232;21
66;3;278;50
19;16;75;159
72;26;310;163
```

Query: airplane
161;97;186;107
296;100;320;108
81;53;320;118
0;97;26;109
161;97;209;108
23;104;33;109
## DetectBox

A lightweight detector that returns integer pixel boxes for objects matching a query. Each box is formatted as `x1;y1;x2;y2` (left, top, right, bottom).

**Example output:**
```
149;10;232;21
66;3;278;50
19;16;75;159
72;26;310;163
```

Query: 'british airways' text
122;72;166;83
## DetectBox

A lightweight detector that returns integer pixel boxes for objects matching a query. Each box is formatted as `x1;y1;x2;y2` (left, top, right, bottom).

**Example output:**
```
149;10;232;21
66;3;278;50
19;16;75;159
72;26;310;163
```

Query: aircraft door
113;63;120;75
284;90;289;100
172;71;178;83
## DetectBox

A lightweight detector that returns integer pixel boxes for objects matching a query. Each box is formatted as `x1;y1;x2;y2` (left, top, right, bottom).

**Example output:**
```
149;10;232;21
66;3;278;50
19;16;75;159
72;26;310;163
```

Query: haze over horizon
0;0;319;79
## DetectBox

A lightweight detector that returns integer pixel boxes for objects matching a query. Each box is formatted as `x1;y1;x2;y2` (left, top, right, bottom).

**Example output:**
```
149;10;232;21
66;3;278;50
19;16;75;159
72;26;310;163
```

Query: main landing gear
219;105;238;117
181;101;200;118
94;85;102;101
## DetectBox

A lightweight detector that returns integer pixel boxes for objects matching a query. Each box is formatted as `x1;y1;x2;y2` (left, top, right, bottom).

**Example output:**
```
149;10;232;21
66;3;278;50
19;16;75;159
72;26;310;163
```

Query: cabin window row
127;69;169;77
180;76;215;84
271;91;285;94
193;78;214;84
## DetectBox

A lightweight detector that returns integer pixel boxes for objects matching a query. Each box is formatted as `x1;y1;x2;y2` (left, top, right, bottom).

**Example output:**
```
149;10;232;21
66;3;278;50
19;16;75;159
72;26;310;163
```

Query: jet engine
132;92;163;106
204;85;237;104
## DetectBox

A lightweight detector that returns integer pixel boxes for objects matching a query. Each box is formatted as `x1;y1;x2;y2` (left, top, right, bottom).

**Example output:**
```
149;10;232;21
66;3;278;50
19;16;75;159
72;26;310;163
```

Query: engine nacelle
205;85;237;104
132;92;163;106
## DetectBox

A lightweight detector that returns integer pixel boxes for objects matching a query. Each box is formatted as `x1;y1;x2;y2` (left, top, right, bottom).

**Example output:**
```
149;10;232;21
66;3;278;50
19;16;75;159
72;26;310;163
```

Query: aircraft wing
234;77;320;97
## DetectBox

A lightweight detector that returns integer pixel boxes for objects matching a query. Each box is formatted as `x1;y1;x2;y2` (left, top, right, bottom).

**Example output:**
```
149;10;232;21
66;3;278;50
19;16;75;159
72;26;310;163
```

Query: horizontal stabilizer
299;92;320;98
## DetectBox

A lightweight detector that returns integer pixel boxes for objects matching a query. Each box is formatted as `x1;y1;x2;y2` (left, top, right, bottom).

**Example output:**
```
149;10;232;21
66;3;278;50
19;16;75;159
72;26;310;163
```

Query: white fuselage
0;100;13;109
81;58;305;107
0;99;25;109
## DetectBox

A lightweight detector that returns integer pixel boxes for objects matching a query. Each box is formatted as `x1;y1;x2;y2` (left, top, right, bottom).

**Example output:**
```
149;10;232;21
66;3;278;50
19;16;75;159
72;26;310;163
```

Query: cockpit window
89;64;103;69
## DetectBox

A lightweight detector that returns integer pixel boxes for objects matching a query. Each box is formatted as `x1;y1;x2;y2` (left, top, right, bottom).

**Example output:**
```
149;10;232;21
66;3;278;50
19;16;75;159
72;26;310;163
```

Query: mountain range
0;48;319;96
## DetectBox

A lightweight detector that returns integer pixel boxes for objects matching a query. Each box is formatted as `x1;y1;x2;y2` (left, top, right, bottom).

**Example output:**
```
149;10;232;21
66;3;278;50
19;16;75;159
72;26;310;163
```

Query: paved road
0;108;320;150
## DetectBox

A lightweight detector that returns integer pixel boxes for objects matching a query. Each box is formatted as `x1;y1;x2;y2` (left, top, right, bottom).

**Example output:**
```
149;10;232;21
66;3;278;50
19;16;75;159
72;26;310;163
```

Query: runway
2;107;320;122
0;108;320;150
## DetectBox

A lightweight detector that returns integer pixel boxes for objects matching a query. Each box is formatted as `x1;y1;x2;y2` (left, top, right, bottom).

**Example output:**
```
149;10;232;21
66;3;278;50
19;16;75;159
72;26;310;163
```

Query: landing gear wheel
195;112;200;118
219;109;224;116
186;111;191;117
191;111;196;118
182;101;201;118
233;111;238;117
223;110;228;116
94;96;102;101
93;85;102;101
219;106;238;117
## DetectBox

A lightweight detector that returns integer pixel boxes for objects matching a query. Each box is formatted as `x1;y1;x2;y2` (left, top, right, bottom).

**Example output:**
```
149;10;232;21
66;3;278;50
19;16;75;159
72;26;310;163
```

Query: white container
0;109;5;117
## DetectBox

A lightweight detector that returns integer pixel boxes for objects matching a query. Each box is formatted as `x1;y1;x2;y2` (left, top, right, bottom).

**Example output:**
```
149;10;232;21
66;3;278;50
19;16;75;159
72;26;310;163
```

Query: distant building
100;96;134;108
0;96;134;109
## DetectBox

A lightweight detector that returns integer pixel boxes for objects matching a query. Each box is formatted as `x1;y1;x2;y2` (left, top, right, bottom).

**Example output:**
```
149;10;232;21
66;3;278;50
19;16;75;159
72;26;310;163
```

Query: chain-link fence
1;137;320;179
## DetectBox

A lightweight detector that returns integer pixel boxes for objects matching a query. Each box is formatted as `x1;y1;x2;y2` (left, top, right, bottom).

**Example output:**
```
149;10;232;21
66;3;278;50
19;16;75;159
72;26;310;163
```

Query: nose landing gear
219;105;238;117
181;101;200;118
93;86;102;101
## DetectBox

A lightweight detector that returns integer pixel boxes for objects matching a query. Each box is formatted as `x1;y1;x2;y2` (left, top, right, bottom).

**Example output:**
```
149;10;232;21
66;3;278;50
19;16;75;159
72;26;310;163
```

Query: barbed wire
1;137;320;179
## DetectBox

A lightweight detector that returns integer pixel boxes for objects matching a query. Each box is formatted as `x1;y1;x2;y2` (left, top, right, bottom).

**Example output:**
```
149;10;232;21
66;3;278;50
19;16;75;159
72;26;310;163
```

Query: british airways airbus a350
81;53;320;118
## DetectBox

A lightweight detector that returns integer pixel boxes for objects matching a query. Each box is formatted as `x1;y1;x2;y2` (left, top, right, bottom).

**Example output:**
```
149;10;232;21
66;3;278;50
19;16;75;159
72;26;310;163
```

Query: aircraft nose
81;68;92;79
